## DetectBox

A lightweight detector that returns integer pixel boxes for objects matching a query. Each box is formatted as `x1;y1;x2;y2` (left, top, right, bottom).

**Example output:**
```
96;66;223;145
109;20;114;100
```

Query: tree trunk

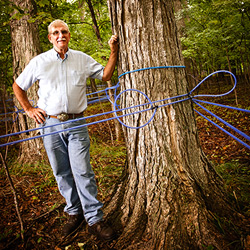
83;1;122;140
86;0;103;46
107;80;122;141
10;0;44;161
90;78;98;93
173;0;195;91
106;1;244;249
225;46;238;106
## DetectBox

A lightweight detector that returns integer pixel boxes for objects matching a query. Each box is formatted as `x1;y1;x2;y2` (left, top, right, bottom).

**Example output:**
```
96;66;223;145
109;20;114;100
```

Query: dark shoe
88;221;116;241
62;214;84;238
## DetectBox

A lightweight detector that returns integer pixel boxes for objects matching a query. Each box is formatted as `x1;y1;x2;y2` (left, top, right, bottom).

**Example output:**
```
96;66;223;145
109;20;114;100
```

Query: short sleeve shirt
15;48;104;115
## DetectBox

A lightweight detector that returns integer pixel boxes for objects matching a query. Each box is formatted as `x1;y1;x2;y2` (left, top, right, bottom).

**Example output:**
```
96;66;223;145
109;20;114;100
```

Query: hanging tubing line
0;66;249;149
189;70;250;150
0;87;118;119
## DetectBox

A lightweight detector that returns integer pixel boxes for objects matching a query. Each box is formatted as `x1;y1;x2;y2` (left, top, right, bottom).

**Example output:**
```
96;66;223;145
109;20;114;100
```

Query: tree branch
0;152;24;240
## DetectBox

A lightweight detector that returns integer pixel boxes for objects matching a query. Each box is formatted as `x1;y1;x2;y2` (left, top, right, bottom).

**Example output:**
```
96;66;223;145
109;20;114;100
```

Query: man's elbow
13;81;18;92
13;81;24;95
102;74;111;82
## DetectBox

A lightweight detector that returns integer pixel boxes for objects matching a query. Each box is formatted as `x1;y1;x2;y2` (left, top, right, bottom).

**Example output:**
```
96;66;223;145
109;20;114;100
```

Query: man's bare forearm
13;81;46;124
102;35;118;81
102;50;118;81
13;82;33;112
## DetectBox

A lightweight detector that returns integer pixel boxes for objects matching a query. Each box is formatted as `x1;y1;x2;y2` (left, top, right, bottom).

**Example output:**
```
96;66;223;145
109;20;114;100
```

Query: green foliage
0;228;12;241
180;0;250;74
5;160;57;193
89;138;126;199
215;160;250;216
0;1;14;93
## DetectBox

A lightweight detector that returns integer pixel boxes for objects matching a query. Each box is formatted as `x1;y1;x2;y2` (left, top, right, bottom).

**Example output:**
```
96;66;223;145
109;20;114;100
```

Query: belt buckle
57;113;69;122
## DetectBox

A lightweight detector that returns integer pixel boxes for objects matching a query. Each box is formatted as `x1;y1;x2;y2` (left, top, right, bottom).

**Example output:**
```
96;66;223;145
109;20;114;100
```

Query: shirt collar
52;48;69;60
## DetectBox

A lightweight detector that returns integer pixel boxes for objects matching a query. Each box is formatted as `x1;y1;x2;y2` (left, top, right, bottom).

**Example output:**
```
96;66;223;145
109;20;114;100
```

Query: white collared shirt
16;48;104;115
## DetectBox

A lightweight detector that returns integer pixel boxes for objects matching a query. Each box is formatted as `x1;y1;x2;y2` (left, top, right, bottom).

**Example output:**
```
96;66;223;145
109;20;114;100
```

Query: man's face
48;24;70;52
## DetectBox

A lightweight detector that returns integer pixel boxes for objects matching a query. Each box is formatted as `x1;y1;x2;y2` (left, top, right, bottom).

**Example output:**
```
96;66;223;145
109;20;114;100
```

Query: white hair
48;20;69;33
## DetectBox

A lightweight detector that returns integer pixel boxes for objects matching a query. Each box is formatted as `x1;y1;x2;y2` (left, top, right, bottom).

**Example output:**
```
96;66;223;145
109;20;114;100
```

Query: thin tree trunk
84;1;121;140
241;49;250;85
86;0;102;46
107;80;122;141
106;1;244;249
225;46;238;105
173;0;195;91
90;78;98;93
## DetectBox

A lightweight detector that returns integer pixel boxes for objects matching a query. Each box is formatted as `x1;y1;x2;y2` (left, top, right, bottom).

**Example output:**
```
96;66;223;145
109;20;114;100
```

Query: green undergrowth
1;139;126;202
89;136;126;200
215;160;250;217
1;160;57;195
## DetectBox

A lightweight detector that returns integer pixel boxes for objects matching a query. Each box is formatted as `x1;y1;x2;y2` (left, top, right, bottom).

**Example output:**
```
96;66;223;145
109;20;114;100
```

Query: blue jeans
40;117;103;226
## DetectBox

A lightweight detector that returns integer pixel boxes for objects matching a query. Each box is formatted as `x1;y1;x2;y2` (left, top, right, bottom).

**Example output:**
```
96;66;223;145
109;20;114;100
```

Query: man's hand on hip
26;107;47;125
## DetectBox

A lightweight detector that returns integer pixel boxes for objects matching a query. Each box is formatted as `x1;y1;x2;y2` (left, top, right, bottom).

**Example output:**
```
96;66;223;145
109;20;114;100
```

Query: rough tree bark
10;0;43;161
105;1;244;249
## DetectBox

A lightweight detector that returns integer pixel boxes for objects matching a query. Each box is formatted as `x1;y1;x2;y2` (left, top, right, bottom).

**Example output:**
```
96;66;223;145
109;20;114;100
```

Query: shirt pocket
70;70;86;86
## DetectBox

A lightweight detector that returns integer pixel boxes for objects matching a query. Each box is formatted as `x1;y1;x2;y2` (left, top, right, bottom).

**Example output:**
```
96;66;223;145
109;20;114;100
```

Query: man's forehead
51;25;68;31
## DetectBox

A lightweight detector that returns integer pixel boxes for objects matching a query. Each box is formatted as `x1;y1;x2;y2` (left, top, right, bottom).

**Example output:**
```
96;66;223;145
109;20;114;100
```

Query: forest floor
0;78;250;250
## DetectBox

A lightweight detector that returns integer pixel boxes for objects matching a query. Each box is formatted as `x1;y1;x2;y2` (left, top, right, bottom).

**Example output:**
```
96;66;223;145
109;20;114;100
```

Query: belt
49;112;83;122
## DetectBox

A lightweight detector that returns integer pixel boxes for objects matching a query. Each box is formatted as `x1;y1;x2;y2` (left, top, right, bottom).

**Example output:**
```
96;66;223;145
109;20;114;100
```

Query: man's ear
48;34;52;43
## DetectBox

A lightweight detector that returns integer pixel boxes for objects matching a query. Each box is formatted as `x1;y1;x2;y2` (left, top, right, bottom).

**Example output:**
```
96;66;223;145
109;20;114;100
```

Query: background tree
0;1;13;159
10;0;44;161
85;0;122;140
173;0;196;90
0;1;13;92
106;0;244;249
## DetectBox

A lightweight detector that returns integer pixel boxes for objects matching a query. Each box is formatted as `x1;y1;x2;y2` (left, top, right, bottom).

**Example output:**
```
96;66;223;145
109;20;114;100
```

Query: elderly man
13;19;118;241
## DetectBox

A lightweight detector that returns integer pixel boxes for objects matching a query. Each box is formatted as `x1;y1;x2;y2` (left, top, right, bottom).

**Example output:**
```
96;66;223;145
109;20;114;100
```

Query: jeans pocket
39;117;49;135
